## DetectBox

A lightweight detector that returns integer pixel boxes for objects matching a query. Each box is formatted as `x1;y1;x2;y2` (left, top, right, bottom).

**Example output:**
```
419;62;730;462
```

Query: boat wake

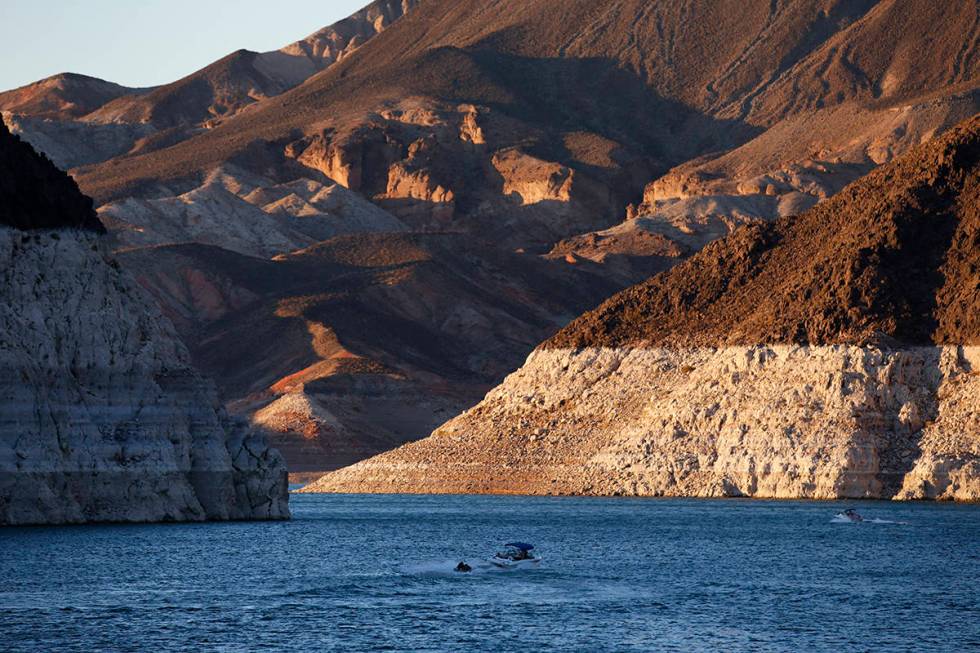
400;559;535;575
831;516;909;525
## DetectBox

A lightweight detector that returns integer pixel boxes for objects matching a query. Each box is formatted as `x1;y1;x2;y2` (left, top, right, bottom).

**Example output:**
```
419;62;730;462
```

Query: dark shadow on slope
403;43;763;166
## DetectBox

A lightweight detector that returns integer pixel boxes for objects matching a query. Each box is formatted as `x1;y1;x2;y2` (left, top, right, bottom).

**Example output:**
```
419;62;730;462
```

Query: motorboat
836;508;864;523
488;542;541;568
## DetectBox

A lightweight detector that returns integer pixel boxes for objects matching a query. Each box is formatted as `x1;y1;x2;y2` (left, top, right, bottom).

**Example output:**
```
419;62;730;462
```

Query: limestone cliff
0;121;289;524
305;114;980;501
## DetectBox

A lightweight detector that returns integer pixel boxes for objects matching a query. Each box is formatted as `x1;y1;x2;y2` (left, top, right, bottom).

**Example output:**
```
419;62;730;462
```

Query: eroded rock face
553;95;980;287
305;114;980;500
98;164;406;258
304;345;979;500
281;0;418;70
290;100;648;241
0;228;289;524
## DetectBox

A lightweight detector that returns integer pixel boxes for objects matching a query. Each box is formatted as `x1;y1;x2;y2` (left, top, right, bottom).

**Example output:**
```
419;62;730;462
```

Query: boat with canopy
488;542;541;568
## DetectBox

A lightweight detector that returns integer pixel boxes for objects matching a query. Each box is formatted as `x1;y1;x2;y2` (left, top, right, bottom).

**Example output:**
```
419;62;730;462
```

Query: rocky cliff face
7;0;978;478
305;114;980;501
306;345;980;500
0;120;288;525
289;99;648;242
280;0;418;72
98;164;407;258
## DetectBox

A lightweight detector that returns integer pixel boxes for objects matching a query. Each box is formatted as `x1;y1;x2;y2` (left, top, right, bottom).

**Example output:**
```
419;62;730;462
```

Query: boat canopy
503;542;535;551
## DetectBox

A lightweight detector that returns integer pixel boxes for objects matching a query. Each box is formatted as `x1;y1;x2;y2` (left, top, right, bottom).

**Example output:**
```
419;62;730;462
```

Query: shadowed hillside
307;112;980;501
549;114;980;348
5;0;978;476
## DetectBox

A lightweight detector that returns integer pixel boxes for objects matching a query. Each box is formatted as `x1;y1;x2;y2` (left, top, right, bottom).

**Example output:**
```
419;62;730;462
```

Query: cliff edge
0;119;289;524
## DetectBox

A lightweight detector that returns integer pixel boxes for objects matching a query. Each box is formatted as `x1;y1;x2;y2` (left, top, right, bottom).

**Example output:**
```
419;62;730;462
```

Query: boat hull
487;556;541;569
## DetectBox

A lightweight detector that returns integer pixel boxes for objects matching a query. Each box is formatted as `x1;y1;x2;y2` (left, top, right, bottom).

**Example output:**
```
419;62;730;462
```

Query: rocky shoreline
302;345;979;501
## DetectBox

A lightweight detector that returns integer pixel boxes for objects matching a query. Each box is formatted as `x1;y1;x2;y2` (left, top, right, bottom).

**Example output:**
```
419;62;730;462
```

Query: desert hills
0;0;417;169
309;112;980;500
3;0;978;483
116;232;612;472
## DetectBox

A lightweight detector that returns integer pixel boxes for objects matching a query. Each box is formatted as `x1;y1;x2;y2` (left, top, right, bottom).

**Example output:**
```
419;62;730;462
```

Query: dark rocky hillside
0;118;103;232
548;113;980;349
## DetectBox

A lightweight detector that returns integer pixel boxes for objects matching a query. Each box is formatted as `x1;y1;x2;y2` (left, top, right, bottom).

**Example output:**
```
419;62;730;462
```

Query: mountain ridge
547;113;980;349
1;1;419;170
74;0;980;204
305;111;980;500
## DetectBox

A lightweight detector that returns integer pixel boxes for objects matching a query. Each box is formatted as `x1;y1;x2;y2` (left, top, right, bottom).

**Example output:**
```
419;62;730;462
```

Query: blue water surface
1;494;978;652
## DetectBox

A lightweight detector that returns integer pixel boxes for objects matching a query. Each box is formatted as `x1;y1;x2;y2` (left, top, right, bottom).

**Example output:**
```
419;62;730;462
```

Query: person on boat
502;543;535;561
842;508;863;522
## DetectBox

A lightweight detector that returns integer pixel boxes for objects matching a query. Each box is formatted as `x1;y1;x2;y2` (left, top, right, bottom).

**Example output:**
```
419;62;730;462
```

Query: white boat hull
834;512;863;523
487;556;541;569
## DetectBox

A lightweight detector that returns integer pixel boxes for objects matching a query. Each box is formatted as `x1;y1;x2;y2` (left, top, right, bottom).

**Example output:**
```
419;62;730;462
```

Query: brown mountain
307;112;980;501
6;0;979;477
88;0;418;130
116;232;614;474
549;114;980;349
2;0;418;169
0;73;142;120
77;0;979;205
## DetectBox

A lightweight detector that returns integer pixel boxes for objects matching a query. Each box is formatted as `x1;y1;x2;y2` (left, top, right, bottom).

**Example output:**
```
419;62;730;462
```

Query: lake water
1;494;978;652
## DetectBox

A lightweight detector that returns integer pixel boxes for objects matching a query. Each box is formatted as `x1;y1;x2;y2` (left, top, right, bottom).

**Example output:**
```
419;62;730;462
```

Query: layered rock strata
0;121;288;525
308;345;978;499
305;114;980;500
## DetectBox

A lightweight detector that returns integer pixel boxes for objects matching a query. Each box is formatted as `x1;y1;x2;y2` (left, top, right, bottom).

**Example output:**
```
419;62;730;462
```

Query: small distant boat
836;508;864;523
488;542;541;568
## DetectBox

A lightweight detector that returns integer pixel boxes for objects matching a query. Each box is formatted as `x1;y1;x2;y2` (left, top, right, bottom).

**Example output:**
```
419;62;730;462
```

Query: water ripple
1;495;978;652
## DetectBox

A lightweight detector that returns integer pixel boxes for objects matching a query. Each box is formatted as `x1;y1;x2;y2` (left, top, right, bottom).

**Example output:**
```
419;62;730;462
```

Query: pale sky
0;0;368;91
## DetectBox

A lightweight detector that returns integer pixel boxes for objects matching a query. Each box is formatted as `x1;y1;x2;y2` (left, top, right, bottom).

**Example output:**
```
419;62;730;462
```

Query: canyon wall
0;120;288;525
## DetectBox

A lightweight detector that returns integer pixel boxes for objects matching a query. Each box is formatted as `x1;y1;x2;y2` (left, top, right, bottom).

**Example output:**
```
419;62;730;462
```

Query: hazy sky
0;0;367;91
